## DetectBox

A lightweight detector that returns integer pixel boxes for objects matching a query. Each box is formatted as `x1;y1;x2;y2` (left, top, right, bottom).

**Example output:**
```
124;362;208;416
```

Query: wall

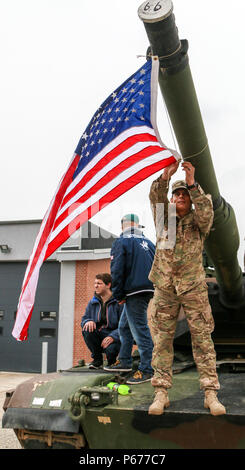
56;261;76;371
73;258;111;365
0;220;57;262
0;219;115;372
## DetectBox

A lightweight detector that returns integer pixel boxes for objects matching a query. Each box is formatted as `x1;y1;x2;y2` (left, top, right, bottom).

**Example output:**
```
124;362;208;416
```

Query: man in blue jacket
81;273;122;369
104;214;155;384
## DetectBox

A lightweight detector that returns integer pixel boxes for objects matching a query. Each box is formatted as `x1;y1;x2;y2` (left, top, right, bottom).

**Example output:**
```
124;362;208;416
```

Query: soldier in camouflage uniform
148;161;226;416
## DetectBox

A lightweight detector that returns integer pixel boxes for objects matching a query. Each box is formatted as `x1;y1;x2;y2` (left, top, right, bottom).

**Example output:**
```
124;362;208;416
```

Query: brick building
73;258;110;365
0;219;116;372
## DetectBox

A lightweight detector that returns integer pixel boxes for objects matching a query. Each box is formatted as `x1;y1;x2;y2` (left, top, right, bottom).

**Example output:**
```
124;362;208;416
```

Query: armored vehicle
2;1;245;449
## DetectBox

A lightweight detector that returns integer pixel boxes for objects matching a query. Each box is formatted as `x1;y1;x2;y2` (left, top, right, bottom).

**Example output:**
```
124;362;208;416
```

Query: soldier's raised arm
190;186;214;237
182;161;214;236
149;162;179;227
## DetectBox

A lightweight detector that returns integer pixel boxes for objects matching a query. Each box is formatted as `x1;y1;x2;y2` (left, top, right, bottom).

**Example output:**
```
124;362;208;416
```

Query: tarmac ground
0;371;38;449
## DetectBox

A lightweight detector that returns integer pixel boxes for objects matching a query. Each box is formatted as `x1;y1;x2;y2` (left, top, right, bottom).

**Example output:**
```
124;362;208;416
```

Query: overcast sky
1;0;245;266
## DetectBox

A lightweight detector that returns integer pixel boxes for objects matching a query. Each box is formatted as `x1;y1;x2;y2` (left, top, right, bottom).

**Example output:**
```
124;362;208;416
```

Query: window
40;311;57;321
39;328;56;338
0;310;4;320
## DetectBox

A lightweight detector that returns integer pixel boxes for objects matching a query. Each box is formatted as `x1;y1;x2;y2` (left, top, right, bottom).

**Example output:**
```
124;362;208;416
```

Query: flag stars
78;63;151;161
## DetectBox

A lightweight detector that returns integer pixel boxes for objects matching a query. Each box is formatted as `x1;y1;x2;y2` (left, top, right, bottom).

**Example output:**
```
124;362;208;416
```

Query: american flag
12;56;179;341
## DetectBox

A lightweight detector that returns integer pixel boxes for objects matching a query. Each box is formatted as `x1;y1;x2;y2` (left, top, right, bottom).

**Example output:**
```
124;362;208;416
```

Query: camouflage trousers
150;282;220;391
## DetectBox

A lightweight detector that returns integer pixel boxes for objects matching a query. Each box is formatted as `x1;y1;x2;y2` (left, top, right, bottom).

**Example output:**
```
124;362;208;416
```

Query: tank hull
2;365;245;449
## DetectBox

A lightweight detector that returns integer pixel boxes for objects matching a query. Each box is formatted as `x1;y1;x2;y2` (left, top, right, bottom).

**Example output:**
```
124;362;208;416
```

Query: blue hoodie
110;227;155;301
81;295;122;342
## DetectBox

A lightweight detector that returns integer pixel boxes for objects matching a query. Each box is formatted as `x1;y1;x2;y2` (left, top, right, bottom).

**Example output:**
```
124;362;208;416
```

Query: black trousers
82;328;120;363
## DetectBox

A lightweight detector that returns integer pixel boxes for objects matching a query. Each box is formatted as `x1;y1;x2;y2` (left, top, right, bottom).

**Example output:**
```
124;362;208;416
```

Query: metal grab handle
68;394;87;422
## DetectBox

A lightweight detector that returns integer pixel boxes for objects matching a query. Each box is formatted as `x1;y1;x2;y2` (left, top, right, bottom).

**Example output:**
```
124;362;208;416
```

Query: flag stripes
46;152;176;259
12;57;179;341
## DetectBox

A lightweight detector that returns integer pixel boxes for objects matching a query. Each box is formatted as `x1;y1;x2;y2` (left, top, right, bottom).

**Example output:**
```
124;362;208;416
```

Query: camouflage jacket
149;176;214;295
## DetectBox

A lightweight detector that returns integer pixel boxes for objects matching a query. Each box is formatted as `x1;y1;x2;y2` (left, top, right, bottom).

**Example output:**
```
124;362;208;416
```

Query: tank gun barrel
138;0;244;308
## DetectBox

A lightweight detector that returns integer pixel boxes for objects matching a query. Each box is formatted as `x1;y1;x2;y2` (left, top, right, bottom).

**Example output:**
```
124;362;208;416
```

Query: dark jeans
118;293;153;374
82;328;120;363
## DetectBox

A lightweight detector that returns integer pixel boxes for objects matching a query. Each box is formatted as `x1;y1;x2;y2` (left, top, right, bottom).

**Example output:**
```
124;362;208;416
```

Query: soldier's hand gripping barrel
138;0;244;309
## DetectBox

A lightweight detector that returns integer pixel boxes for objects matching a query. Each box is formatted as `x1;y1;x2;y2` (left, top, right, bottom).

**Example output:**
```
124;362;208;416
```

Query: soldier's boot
148;389;170;415
204;390;226;416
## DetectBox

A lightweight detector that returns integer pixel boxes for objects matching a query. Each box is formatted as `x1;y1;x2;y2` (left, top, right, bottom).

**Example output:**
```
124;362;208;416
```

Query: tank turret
138;0;245;310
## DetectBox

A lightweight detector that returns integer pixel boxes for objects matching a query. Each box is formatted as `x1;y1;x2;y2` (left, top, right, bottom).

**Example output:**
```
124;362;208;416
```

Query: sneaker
106;357;118;367
88;360;103;369
103;360;132;372
126;370;153;384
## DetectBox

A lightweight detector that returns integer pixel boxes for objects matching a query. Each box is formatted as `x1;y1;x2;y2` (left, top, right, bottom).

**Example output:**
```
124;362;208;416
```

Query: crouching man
81;273;122;369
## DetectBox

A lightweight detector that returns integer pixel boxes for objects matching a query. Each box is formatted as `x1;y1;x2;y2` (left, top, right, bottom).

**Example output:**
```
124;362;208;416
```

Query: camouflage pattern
171;179;188;193
150;284;220;391
149;176;214;295
148;176;218;391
